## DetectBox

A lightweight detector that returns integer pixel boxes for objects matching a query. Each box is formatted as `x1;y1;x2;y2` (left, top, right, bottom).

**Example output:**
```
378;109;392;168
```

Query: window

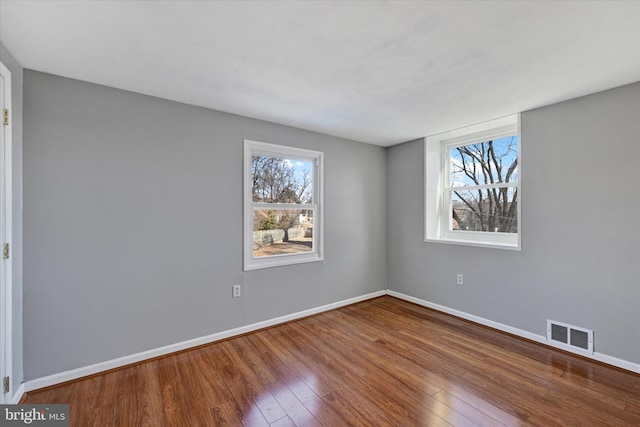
425;114;520;249
244;140;323;270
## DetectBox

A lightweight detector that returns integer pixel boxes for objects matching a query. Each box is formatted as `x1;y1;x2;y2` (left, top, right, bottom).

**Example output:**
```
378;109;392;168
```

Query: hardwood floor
22;296;640;426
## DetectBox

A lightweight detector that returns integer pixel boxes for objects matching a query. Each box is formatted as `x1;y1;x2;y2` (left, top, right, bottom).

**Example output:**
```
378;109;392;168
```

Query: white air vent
547;320;593;354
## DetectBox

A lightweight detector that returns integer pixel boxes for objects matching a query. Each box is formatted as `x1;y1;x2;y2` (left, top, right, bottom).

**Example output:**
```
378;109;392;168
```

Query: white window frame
425;114;521;250
244;140;323;270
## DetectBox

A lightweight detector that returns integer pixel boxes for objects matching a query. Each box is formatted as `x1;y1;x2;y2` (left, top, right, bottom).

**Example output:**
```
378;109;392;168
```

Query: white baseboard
24;290;386;392
21;288;639;394
387;290;640;375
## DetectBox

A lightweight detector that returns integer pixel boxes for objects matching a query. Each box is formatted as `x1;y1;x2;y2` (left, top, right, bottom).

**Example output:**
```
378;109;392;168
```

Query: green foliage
255;210;277;231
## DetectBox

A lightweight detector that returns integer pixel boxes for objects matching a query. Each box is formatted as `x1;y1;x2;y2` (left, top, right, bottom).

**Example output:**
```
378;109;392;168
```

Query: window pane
450;136;518;187
251;155;313;204
451;187;517;233
253;209;314;257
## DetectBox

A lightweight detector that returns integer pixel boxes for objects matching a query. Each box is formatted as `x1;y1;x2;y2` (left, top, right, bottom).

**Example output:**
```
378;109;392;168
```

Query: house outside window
425;114;521;249
244;140;323;270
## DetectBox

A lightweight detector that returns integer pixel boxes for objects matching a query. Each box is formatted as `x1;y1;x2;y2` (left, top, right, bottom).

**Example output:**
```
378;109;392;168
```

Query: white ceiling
1;1;639;147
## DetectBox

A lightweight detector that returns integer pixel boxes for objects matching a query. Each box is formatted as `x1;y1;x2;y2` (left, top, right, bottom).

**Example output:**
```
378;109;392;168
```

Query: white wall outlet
456;274;464;285
232;284;241;298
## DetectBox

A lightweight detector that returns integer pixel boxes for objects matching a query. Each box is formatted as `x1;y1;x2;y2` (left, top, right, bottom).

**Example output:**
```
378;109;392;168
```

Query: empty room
0;1;639;426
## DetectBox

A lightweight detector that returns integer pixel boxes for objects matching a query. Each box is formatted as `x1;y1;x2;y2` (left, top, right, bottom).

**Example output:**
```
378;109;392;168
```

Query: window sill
244;254;323;271
425;237;521;251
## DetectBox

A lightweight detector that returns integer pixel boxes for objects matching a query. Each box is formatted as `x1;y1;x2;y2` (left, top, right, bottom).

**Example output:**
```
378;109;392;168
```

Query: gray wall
18;68;640;380
0;42;24;396
387;82;640;364
23;70;387;380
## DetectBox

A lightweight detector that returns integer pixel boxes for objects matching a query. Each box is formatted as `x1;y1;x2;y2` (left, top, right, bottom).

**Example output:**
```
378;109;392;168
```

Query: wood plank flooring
22;296;640;426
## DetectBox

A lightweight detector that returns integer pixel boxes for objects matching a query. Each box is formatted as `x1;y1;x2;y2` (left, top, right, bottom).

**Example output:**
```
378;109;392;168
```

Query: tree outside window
425;114;520;249
244;140;323;270
448;136;518;233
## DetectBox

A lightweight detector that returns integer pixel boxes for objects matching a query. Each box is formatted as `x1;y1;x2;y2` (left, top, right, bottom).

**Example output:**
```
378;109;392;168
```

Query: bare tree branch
451;139;518;233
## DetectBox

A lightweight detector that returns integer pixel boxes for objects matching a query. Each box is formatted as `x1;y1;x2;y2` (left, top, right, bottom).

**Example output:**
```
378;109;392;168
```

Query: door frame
0;60;13;404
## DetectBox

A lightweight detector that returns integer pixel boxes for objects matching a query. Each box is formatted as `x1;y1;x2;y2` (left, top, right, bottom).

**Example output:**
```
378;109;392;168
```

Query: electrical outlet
232;284;241;298
456;274;464;285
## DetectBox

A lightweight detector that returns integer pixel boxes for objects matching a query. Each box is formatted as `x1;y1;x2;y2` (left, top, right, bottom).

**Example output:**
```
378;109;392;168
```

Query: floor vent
547;320;593;354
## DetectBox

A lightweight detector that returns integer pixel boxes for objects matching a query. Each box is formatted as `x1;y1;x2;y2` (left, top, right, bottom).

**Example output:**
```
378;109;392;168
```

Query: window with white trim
244;140;323;270
425;114;521;249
